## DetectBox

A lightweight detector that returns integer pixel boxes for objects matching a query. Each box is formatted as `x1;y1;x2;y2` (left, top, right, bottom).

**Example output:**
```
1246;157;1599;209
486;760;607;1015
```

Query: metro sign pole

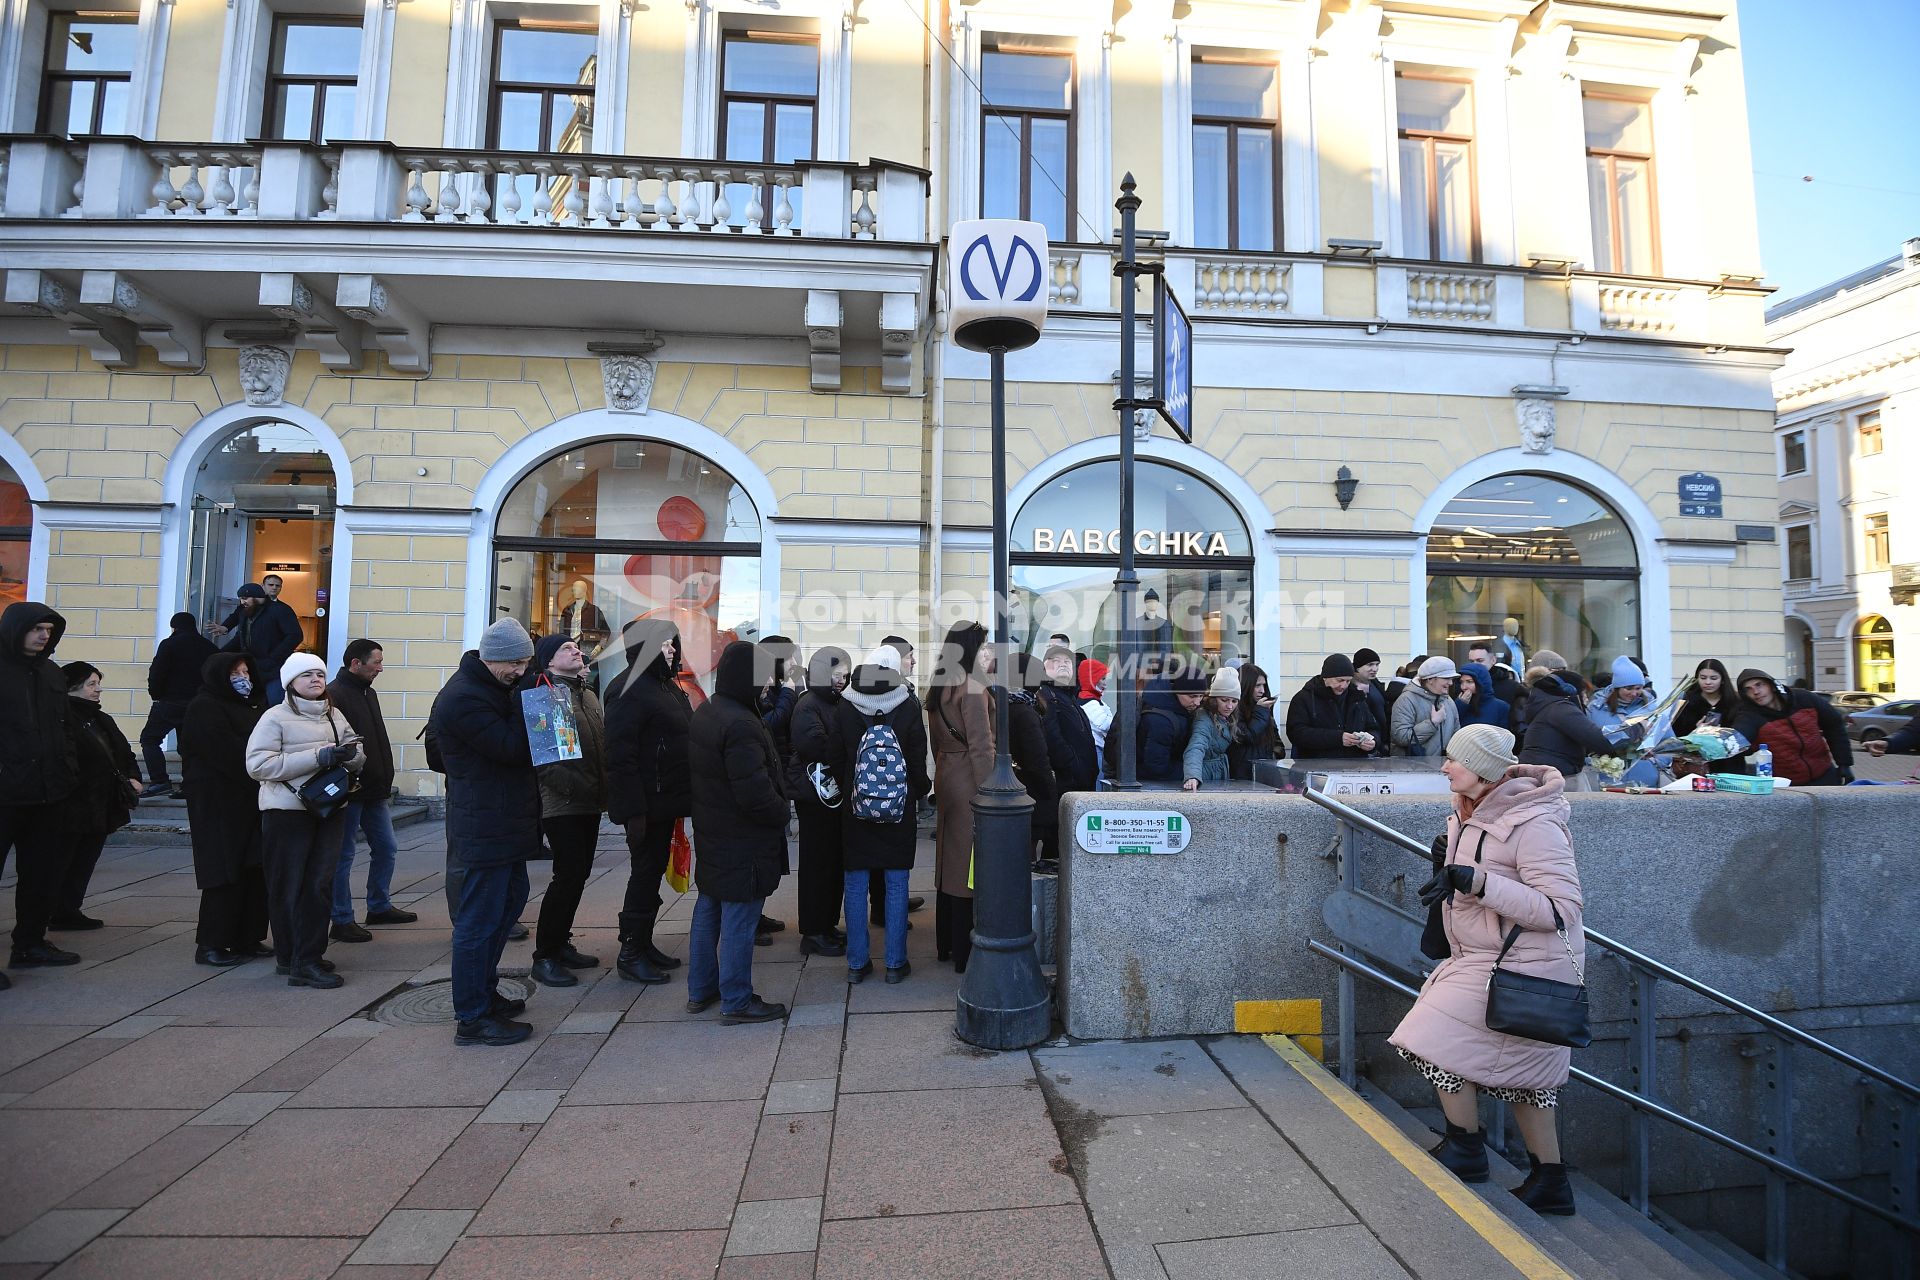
948;218;1052;1051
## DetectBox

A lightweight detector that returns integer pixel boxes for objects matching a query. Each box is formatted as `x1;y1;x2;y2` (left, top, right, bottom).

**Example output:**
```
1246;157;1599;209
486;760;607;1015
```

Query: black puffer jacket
179;652;265;889
149;614;217;703
997;685;1058;836
428;650;540;868
1133;682;1193;783
0;602;77;806
690;641;790;902
787;691;841;807
1038;679;1098;797
604;619;693;827
832;660;930;873
327;667;395;799
1516;676;1616;777
66;696;138;835
1284;676;1373;759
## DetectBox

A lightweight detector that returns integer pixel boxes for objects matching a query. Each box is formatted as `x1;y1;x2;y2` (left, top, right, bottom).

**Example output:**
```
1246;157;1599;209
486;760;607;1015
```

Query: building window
0;459;27;611
981;43;1074;242
1584;93;1658;276
262;16;361;142
1865;513;1891;572
718;31;817;229
38;12;136;135
1191;58;1278;252
1396;72;1476;263
492;440;763;695
1785;525;1813;581
1855;615;1895;694
1858;410;1883;457
1427;474;1639;678
488;20;596;153
1781;430;1807;476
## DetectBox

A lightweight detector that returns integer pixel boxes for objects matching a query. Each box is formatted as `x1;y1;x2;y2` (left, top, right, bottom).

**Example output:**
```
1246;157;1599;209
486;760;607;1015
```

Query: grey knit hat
1448;723;1518;783
479;617;535;662
1531;649;1568;672
1416;655;1458;682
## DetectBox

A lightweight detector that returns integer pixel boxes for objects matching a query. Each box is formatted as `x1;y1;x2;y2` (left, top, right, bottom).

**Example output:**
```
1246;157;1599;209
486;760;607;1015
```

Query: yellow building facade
0;0;1785;795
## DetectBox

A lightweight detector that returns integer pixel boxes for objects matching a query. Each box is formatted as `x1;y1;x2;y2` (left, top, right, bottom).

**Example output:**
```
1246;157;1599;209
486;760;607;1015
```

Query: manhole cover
368;976;535;1026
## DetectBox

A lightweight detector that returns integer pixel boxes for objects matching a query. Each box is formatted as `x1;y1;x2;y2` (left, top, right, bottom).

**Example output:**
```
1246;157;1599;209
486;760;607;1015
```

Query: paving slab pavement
3;822;1602;1278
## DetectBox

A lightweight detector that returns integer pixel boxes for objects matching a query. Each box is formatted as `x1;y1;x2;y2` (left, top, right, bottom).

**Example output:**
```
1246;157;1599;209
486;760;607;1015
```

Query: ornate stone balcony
0;136;934;391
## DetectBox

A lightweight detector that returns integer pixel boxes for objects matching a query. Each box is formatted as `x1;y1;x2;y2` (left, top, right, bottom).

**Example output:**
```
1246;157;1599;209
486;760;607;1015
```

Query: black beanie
1352;647;1381;669
1321;654;1356;678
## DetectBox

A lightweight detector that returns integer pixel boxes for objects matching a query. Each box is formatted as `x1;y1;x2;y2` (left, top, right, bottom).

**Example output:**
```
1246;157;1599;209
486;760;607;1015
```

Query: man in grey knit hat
428;618;542;1046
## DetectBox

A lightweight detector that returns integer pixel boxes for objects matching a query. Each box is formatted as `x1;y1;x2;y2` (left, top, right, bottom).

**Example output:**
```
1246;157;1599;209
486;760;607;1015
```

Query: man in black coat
428;618;541;1047
1284;654;1377;759
787;646;851;958
327;639;415;943
603;618;694;985
686;640;789;1025
141;611;216;796
211;583;303;706
1132;673;1203;783
2;601;81;975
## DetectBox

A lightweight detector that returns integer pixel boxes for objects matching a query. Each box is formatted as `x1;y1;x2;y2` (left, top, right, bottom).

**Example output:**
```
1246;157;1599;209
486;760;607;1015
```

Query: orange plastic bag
665;819;693;894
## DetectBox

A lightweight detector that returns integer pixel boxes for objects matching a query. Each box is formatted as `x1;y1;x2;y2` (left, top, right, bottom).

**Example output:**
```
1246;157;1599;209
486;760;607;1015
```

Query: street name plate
1076;811;1189;855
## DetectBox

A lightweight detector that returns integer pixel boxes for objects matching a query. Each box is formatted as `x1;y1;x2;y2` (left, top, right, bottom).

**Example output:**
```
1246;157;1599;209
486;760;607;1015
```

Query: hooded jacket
66;693;138;835
603;620;694;827
428;650;541;867
518;634;606;821
1288;674;1376;759
1515;675;1616;777
1730;670;1851;784
148;614;217;704
1389;765;1585;1091
0;602;78;806
832;653;930;872
1454;662;1512;730
179;652;266;888
327;664;395;799
1389;680;1459;758
1133;680;1195;781
689;640;790;901
787;647;849;808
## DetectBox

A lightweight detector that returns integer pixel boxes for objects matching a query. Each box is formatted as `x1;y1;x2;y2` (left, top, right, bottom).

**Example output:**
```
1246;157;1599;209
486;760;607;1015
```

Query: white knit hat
1207;667;1241;699
280;651;327;689
1448;723;1518;783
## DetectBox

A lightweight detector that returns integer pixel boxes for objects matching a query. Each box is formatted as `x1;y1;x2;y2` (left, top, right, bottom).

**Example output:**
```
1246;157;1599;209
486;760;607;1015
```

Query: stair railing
1302;786;1920;1272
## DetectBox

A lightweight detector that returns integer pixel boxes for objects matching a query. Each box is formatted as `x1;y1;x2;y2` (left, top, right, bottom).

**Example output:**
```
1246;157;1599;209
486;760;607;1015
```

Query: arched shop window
1854;615;1894;694
1427;473;1639;681
1011;459;1254;674
186;422;337;660
0;459;28;610
492;439;762;692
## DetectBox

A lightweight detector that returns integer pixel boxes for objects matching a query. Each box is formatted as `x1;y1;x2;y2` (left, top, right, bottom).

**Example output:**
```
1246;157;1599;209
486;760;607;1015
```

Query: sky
1739;0;1920;303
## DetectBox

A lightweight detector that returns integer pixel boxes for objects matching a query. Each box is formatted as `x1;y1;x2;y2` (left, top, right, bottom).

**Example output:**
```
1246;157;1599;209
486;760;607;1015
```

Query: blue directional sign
1678;472;1722;518
1154;276;1193;443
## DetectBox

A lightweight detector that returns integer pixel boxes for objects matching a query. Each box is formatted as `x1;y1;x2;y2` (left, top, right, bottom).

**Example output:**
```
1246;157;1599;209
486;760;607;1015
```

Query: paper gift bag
520;677;583;767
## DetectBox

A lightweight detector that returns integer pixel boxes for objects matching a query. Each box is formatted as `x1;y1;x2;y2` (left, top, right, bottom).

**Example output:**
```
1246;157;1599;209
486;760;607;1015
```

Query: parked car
1819;690;1889;711
1847;699;1919;744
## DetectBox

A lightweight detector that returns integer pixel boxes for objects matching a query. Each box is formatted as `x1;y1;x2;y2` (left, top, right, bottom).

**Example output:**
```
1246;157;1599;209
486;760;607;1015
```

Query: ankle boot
1512;1160;1575;1216
616;942;668;985
1512;1152;1542;1198
1428;1122;1489;1184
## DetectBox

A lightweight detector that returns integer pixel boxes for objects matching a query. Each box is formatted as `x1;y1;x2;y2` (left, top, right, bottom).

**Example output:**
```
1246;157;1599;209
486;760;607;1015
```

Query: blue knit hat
1609;655;1646;689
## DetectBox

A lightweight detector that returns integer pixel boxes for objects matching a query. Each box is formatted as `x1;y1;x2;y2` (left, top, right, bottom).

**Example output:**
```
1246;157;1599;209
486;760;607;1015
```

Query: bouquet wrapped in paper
1587;677;1695;784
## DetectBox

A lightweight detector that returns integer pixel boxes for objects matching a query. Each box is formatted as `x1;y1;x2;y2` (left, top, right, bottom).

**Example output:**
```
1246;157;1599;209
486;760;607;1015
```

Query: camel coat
927;678;993;899
1389;765;1586;1092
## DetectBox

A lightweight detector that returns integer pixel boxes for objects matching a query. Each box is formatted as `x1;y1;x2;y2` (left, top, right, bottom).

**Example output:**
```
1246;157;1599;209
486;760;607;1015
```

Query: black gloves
1428;832;1449;869
1417;864;1479;909
1839;767;1855;784
315;744;355;769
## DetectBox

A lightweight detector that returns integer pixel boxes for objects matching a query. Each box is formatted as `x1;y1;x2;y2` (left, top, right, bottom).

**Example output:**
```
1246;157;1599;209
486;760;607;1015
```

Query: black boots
799;933;846;957
1429;1122;1489;1184
531;956;577;987
195;946;246;967
287;962;343;989
1512;1153;1576;1216
456;1015;531;1047
616;942;669;985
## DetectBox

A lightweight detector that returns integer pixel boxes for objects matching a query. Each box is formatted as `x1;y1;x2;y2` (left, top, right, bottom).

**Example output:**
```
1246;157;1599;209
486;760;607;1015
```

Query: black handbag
1485;901;1590;1048
286;717;353;820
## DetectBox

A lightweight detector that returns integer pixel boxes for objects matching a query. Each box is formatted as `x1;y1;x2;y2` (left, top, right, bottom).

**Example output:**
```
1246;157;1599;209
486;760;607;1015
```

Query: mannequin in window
556;580;608;648
1498;616;1526;674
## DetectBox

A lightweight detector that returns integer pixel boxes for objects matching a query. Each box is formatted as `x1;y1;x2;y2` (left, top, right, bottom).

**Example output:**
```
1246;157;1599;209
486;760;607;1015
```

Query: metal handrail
1307;940;1920;1238
1301;787;1920;1101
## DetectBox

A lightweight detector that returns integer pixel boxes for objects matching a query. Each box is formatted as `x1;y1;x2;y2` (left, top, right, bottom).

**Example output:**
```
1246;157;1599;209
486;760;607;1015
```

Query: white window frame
1784;522;1814;583
1373;10;1518;266
945;1;1109;245
1780;427;1808;477
1862;510;1891;574
211;0;390;143
1162;0;1318;255
0;0;167;137
444;0;628;152
684;0;849;163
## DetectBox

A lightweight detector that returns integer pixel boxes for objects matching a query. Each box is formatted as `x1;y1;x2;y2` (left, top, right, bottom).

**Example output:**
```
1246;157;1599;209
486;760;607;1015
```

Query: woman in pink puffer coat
1389;723;1586;1216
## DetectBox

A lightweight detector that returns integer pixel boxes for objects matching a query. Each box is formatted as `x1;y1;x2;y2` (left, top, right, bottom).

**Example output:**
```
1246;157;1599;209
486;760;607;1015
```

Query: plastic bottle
1753;745;1773;777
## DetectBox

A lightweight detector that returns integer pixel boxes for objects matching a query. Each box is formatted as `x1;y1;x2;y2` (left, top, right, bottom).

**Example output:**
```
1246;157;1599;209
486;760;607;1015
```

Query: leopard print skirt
1397;1047;1559;1109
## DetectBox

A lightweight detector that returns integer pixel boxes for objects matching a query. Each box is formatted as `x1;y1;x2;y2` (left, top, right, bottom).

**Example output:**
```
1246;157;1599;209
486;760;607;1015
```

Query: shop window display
0;459;28;610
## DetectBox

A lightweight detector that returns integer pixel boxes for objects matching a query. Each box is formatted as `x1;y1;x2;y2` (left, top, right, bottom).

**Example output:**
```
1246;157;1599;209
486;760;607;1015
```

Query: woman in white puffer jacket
246;653;363;989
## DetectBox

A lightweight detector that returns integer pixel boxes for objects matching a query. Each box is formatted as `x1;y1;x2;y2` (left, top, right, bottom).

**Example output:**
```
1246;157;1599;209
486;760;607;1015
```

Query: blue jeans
845;869;909;970
687;894;765;1014
450;860;530;1024
331;798;398;923
262;675;285;709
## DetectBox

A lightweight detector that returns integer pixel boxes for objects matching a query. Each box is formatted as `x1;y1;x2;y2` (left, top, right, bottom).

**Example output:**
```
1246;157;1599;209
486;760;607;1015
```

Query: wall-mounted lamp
1525;251;1575;274
1334;465;1358;511
1327;238;1382;259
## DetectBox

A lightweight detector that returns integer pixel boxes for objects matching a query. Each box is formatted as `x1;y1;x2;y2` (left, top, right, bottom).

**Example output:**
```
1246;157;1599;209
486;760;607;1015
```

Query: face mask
230;674;253;696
